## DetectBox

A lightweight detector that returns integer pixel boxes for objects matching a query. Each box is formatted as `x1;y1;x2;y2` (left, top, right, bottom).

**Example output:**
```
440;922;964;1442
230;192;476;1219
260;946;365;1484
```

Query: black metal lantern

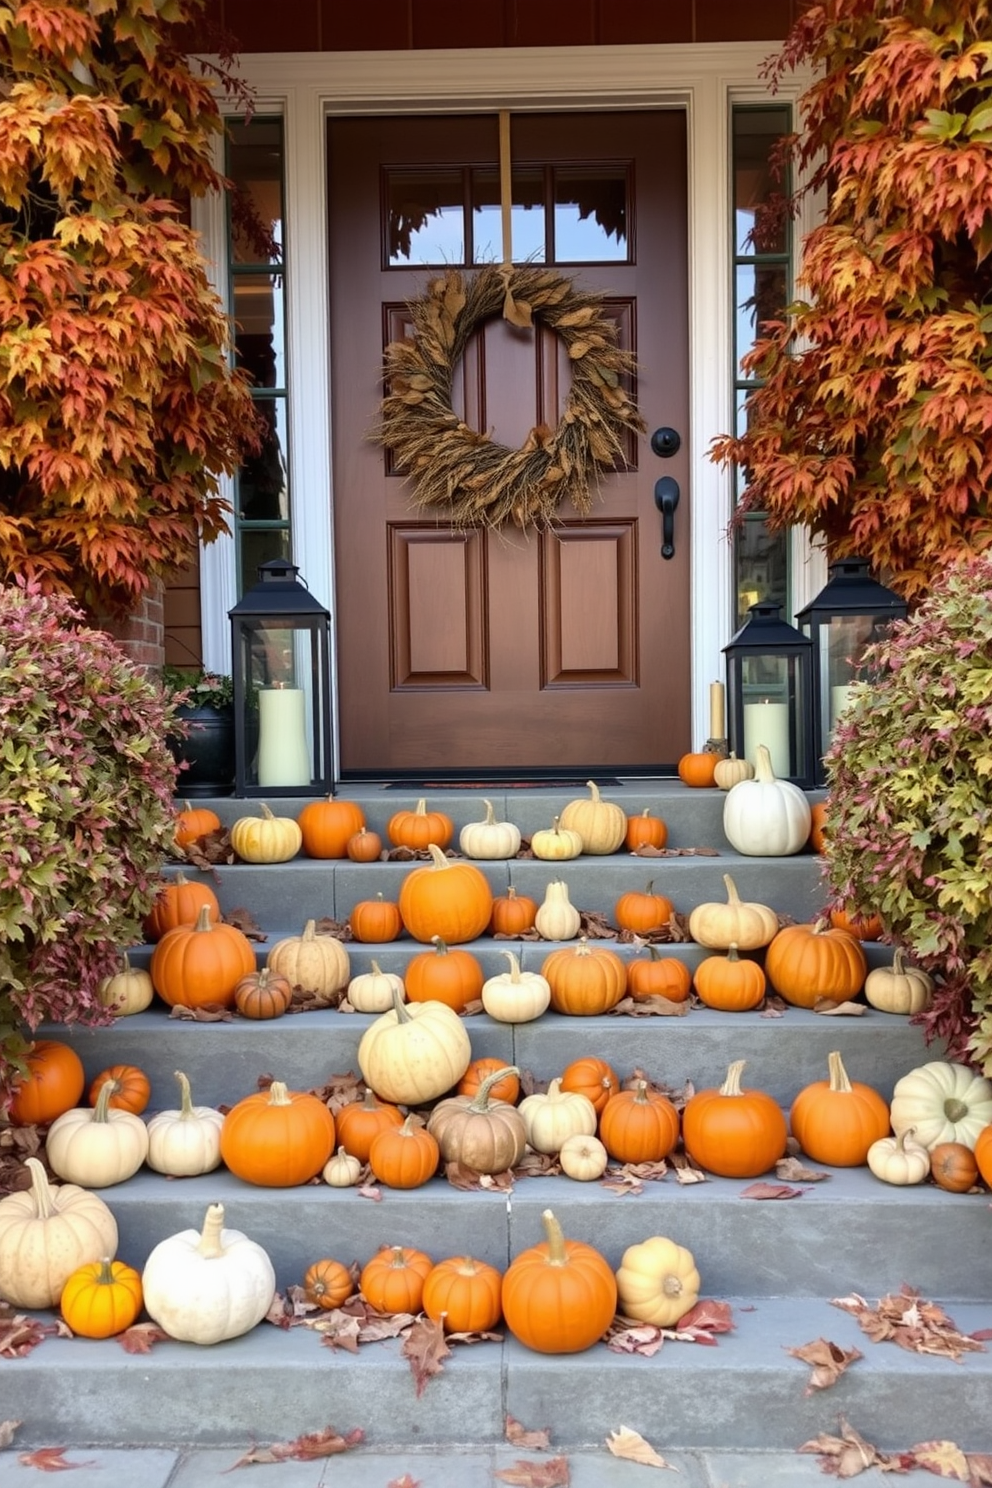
228;560;333;797
796;558;908;786
723;601;815;789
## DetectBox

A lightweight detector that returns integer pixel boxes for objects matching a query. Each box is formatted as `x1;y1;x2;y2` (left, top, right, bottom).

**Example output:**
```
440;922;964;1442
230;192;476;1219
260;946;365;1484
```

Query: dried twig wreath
375;263;646;529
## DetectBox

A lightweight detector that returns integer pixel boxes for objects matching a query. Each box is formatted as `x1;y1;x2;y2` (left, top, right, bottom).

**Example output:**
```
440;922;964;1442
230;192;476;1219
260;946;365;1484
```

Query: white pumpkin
0;1157;118;1308
266;920;350;1000
347;960;405;1014
530;817;583;861
96;951;154;1016
323;1146;363;1187
864;950;934;1015
481;950;551;1023
459;799;522;860
517;1078;597;1155
722;743;812;856
889;1060;992;1151
146;1071;224;1177
533;880;581;941
46;1079;149;1188
141;1202;276;1345
357;986;472;1105
867;1127;931;1186
558;1132;610;1181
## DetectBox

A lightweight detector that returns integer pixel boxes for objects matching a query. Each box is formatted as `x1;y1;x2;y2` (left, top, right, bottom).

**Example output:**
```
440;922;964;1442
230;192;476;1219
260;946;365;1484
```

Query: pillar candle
257;687;311;788
709;681;725;739
742;700;790;779
830;685;854;728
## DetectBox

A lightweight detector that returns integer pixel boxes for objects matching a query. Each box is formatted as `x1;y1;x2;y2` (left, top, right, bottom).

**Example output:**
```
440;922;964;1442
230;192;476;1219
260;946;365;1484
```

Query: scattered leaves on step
669;1151;708;1184
168;1002;232;1021
512;1151;561;1180
787;1337;864;1393
221;905;265;940
615;910;693;942
831;1287;987;1361
959;1451;992;1484
17;1446;96;1472
0;1420;21;1449
740;1181;807;1200
609;995;690;1018
799;1417;913;1477
459;998;484;1017
114;1322;171;1354
176;831;234;870
402;1315;451;1397
605;1426;673;1468
445;1160;514;1190
578;909;619;939
505;1416;551;1451
910;1440;971;1480
632;845;720;858
358;1181;383;1201
813;998;866;1016
675;1300;735;1339
600;1159;670;1196
312;1299;418;1352
759;997;787;1018
310;1071;365;1114
0;1309;68;1358
777;1155;830;1182
606;1300;733;1354
494;1456;571;1486
387;1475;422;1488
227;1425;364;1467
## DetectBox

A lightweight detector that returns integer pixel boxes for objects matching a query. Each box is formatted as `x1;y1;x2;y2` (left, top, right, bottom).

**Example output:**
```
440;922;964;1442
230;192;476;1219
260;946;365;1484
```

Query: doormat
380;778;621;789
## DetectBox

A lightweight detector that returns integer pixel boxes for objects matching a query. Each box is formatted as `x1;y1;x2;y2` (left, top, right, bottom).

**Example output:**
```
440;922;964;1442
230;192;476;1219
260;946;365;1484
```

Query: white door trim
195;42;814;766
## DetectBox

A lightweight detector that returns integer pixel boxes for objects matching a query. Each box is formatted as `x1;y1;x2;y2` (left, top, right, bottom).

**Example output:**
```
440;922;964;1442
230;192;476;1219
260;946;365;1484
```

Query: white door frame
195;42;821;769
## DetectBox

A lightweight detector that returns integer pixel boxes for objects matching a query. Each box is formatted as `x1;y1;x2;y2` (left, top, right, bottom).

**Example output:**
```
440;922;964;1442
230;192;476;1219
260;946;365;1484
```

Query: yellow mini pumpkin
230;803;303;863
559;780;626;854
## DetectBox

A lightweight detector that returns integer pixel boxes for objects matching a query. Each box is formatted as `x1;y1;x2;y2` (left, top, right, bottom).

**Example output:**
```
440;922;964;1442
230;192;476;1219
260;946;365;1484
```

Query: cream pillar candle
257;687;311;788
830;685;854;728
709;681;725;739
742;700;790;778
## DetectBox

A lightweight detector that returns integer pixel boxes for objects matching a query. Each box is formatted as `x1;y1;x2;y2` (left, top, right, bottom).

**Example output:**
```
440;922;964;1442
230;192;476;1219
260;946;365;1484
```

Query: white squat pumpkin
722;744;812;857
481;950;551;1023
146;1071;224;1177
459;799;522;860
347;961;405;1014
141;1202;276;1345
46;1079;149;1188
517;1079;597;1155
357;986;472;1105
864;950;934;1015
889;1060;992;1151
0;1157;118;1308
558;1132;609;1182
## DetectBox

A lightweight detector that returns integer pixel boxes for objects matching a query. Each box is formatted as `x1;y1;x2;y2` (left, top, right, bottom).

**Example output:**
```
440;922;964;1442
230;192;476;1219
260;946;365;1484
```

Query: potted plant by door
162;667;236;797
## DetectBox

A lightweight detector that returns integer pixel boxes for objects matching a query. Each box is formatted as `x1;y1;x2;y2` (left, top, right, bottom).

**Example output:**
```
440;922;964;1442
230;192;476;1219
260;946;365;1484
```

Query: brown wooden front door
328;111;689;778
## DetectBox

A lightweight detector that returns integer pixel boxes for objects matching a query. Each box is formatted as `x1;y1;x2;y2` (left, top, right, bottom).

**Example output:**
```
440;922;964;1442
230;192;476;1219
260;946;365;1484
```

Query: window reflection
735;516;789;624
735;262;788;374
238;400;289;522
227;119;284;267
553;165;628;262
472;167;545;263
234;277;285;389
734;109;789;257
387;170;465;265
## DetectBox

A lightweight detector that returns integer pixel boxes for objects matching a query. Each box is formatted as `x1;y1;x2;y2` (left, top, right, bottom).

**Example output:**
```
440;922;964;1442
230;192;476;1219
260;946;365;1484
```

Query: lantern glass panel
739;654;809;782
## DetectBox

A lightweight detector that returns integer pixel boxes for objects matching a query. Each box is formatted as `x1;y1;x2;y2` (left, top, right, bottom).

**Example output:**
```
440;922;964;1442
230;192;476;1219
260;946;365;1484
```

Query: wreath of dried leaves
375;263;646;529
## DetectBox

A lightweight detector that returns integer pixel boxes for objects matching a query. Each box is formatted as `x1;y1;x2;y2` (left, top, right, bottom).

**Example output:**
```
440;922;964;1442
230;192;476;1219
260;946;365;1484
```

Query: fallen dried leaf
813;998;866;1016
0;1311;68;1358
965;1452;992;1484
167;1003;232;1021
17;1447;95;1472
609;995;690;1018
777;1156;830;1182
402;1315;451;1396
799;1417;912;1477
387;1475;422;1488
910;1440;970;1480
494;1456;571;1486
505;1416;551;1451
740;1182;807;1200
787;1337;864;1393
831;1287;987;1361
512;1151;561;1179
605;1321;667;1356
357;1183;382;1202
675;1299;735;1338
226;1425;364;1468
605;1426;673;1468
115;1322;171;1354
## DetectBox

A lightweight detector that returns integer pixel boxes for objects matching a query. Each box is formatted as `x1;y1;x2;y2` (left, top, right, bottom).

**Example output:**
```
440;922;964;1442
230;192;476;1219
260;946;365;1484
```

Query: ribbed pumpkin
518;1079;598;1155
96;952;154;1017
428;1065;527;1174
0;1157;118;1308
325;1144;363;1186
88;1065;150;1115
334;1089;404;1163
789;1051;890;1167
368;1114;440;1189
681;1059;788;1178
713;753;754;791
626;947;693;1004
598;1081;680;1164
677;751;718;788
687;874;778;951
230;802;302;863
458;799;521;860
975;1125;992;1188
864;950;934;1015
219;1081;336;1187
60;1256;143;1339
829;905;883;941
144;870;221;940
297;795;366;858
929;1142;979;1193
541;939;626;1016
387;798;453;851
349;894;404;944
614;881;674;934
558;780;626;854
530;816;583;861
615;1236;701;1328
347;961;405;1014
173;801;222;849
398;843;494;945
150;906;256;1010
501;1209;617;1353
624;807;668;852
457;1058;520;1106
422;1256;503;1333
357;986;472;1105
764;920;867;1009
480;950;551;1024
303;1258;354;1310
405;937;484;1012
559;1056;620;1116
346;827;383;862
8;1040;86;1126
722;744;811;856
266;920;350;999
360;1244;433;1314
234;967;294;1020
693;945;766;1012
489;886;539;936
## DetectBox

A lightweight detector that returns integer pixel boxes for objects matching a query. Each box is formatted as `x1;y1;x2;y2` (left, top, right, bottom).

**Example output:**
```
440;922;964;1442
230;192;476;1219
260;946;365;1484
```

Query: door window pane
386;169;466;265
734;108;789;256
553;164;629;262
227;118;284;267
471;167;545;264
735;262;788;374
237;399;289;522
233;276;286;389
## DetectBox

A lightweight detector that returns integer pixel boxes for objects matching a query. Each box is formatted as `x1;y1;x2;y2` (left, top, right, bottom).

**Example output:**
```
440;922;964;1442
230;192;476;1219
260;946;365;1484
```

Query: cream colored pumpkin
481;950;551;1023
459;799;522;860
890;1060;992;1151
266;920;350;1000
230;802;303;863
46;1079;149;1188
615;1236;700;1327
517;1078;597;1155
530;817;583;861
348;960;405;1014
146;1071;224;1177
0;1157;118;1308
533;880;582;941
864;950;934;1015
558;1132;610;1182
687;874;778;950
96;951;154;1017
141;1202;276;1345
357;986;472;1105
559;780;627;854
323;1146;363;1187
722;744;812;856
867;1127;931;1186
713;752;755;790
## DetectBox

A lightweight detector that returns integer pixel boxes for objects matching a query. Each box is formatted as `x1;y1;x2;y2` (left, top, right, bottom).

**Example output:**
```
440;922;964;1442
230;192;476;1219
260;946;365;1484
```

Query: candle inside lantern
742;700;790;778
257;686;311;788
709;680;725;739
830;684;854;728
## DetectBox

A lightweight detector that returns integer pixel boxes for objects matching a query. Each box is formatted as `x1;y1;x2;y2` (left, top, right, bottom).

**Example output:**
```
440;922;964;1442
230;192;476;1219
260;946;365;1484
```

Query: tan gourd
713;752;755;790
145;1071;224;1178
230;802;303;863
530;817;583;861
96;951;154;1017
558;1132;610;1182
518;1078;598;1155
458;799;522;859
480;950;551;1023
0;1157;118;1308
533;880;582;941
347;961;405;1014
323;1146;363;1187
266;920;350;1001
864;949;934;1015
687;873;778;950
141;1203;276;1345
46;1079;149;1189
559;780;627;854
615;1236;700;1327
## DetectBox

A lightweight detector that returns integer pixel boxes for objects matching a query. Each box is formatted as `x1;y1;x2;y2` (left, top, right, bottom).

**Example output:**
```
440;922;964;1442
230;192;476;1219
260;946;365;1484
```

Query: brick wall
96;579;165;672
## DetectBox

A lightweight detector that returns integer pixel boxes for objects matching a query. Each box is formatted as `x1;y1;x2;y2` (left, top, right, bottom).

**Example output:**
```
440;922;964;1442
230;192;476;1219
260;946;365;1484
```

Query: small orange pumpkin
624;808;668;852
346;828;383;862
422;1255;503;1333
681;1059;788;1178
599;1080;680;1164
368;1114;440;1189
614;880;675;934
975;1125;992;1188
144;871;221;941
387;798;454;851
303;1258;354;1310
150;905;257;1010
334;1089;404;1163
457;1058;520;1106
8;1040;86;1126
297;796;366;859
677;752;718;788
501;1209;617;1354
559;1056;620;1116
489;886;539;937
173;801;222;850
233;967;294;1020
929;1142;979;1193
60;1257;143;1339
541;939;627;1016
693;944;766;1012
828;905;883;941
349;894;404;944
398;843;494;945
219;1080;336;1187
789;1051;890;1167
626;947;692;1004
808;800;828;853
88;1064;151;1116
405;937;483;1013
360;1244;433;1314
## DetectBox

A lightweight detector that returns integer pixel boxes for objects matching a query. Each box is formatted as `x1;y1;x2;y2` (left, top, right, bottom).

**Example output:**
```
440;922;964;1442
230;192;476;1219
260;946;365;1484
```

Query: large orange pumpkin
144;871;221;940
626;948;692;1004
789;1051;890;1167
387;798;454;851
8;1040;86;1126
764;920;867;1009
297;796;366;859
150;904;256;1010
501;1209;617;1354
398;843;494;945
681;1059;788;1178
598;1081;680;1164
541;939;626;1016
219;1080;335;1186
405;937;484;1012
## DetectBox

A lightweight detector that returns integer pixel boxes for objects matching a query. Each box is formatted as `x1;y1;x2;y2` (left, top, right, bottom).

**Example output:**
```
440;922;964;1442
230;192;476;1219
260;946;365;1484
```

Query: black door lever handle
654;476;680;559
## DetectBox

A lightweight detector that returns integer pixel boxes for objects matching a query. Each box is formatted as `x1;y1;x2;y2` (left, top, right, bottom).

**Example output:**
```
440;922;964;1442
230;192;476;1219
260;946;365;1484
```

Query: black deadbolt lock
651;426;681;458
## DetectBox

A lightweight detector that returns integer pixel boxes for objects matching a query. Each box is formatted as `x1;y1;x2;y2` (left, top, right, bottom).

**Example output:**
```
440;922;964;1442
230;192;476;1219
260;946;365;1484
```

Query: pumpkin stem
193;904;214;933
92;1077;120;1123
944;1097;969;1122
173;1070;195;1118
727;943;741;963
172;870;190;886
662;1274;684;1297
388;1245;409;1267
370;959;383;976
119;950;133;974
719;1060;747;1098
574;937;591;958
895;1126;918;1152
722;874;742;905
892;948;906;974
483;799;496;825
826;1051;853;1094
426;843;450;871
753;743;776;783
398;1114;421;1136
266;1081;294;1107
301;919;317;941
631;1080;650;1104
357;1088;381;1111
546;1078;565;1100
415;798;428;816
501;949;523;981
24;1156;55;1219
259;803;276;820
392;983;413;1024
470;1065;521;1111
584;780;603;802
430;936;450;956
94;1258;116;1287
196;1203;228;1259
540;1208;569;1266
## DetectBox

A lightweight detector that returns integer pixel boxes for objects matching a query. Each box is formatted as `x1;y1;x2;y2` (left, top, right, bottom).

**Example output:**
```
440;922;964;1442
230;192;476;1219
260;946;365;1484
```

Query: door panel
328;111;690;776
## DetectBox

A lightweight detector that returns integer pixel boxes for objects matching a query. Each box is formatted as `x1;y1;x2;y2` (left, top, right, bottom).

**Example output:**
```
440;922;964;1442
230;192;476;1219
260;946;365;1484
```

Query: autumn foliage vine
711;0;992;600
0;0;260;618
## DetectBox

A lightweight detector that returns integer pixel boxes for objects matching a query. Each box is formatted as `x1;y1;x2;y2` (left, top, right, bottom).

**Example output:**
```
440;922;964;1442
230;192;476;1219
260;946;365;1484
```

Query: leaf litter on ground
831;1287;987;1361
787;1338;864;1393
225;1425;364;1468
494;1456;571;1486
605;1426;675;1469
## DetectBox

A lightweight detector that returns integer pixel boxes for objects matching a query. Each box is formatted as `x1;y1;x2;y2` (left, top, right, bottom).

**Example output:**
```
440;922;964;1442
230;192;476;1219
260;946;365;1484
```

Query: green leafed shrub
0;581;178;1109
823;553;992;1071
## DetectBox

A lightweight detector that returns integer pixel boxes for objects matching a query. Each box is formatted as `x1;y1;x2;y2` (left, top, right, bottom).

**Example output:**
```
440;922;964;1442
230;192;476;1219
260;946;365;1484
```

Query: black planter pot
168;705;236;797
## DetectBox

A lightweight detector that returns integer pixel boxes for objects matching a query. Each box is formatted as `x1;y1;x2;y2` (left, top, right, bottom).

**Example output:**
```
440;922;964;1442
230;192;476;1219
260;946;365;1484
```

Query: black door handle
654;476;680;559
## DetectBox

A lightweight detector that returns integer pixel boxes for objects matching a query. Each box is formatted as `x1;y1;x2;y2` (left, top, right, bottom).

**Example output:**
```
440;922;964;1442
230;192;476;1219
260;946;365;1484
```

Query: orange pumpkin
975;1124;992;1188
789;1051;890;1167
929;1142;979;1193
88;1064;151;1116
405;937;483;1013
8;1040;86;1126
398;843;494;945
677;752;718;788
150;904;256;1010
693;944;766;1012
360;1244;433;1314
457;1058;520;1106
173;801;221;849
219;1080;336;1187
614;881;674;934
764;920;867;1009
334;1088;405;1162
349;894;404;944
387;798;454;851
346;828;383;863
489;887;538;937
559;1056;620;1116
422;1256;503;1333
501;1209;617;1354
303;1258;354;1310
626;947;692;1004
624;808;668;852
233;967;294;1020
368;1114;440;1189
681;1059;788;1178
59;1257;143;1339
808;800;828;853
828;905;883;941
144;871;221;940
297;796;366;859
541;939;626;1016
598;1081;680;1164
